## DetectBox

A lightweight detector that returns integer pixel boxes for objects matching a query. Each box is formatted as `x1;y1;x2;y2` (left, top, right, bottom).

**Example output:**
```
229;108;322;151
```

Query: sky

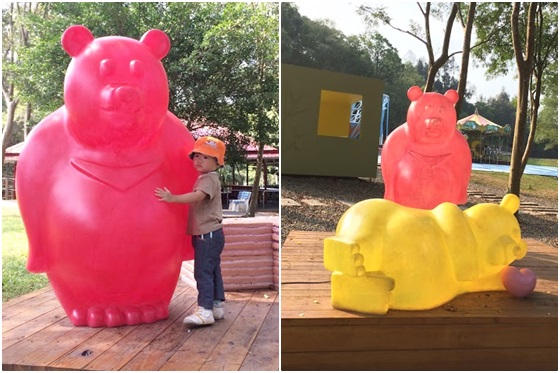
291;1;518;102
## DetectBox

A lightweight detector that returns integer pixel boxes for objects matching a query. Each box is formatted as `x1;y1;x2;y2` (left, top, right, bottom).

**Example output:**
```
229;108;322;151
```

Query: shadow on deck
2;282;279;371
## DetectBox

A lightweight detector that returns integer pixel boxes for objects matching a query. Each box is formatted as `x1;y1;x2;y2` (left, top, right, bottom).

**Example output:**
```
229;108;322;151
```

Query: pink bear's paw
70;308;88;326
501;266;537;298
87;306;106;327
105;306;126;327
69;304;169;327
140;305;157;323
124;306;142;325
154;303;169;320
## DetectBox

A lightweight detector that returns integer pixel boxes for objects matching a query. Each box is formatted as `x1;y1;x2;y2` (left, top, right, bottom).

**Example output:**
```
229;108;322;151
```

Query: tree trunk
455;3;477;117
520;73;541;173
423;3;458;92
2;99;19;165
248;142;265;217
508;3;537;197
24;102;32;139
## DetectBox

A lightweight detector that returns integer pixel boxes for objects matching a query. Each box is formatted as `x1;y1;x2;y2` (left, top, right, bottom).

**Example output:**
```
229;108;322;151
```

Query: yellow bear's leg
324;237;365;276
331;272;395;315
462;272;505;293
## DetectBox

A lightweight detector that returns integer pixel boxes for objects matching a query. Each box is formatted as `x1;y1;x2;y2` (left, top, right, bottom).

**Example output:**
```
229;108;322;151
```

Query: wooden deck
281;231;558;371
2;281;279;371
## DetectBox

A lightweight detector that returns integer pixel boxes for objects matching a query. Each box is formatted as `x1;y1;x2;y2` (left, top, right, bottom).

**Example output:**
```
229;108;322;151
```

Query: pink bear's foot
69;303;169;327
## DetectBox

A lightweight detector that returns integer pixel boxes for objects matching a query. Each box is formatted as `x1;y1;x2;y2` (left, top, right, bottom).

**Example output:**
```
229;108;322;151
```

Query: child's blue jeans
192;228;225;310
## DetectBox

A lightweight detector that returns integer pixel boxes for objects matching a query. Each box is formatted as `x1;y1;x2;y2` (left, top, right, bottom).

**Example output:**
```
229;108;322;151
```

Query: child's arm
155;187;206;204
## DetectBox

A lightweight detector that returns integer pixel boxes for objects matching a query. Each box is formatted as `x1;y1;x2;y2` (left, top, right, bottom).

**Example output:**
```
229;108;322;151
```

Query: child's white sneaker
213;300;224;320
183;307;214;326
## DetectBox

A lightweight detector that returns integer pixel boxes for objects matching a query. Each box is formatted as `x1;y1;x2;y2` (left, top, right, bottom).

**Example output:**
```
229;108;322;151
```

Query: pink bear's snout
115;86;141;105
424;118;442;128
102;85;142;112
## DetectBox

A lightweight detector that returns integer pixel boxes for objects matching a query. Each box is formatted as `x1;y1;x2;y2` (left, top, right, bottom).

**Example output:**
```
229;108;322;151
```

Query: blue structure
349;94;390;144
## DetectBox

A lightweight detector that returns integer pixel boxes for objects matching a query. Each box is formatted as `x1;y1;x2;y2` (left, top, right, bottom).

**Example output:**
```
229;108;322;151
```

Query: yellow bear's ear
500;194;520;214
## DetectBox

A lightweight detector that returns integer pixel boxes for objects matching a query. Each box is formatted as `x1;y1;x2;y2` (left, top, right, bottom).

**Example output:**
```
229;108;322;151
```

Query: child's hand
155;187;173;202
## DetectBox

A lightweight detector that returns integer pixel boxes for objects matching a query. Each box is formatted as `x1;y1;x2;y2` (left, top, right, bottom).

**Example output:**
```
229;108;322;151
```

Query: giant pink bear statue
16;25;197;327
381;86;471;209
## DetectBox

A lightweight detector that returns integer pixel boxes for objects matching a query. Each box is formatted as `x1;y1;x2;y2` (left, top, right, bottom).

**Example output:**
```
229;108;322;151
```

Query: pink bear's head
405;86;459;146
61;25;171;149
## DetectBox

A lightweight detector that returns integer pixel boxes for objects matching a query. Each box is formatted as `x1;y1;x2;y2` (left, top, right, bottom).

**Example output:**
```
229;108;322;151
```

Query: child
155;136;226;326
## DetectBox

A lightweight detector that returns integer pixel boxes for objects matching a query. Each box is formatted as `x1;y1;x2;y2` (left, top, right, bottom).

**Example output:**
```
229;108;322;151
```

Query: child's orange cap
189;136;226;166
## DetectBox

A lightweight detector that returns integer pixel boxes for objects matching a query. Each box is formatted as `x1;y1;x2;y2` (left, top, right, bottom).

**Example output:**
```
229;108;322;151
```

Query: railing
2;177;16;200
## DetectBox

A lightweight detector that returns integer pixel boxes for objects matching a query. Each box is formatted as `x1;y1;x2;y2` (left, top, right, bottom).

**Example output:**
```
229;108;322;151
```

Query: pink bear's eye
100;59;115;77
130;60;143;77
424;105;432;111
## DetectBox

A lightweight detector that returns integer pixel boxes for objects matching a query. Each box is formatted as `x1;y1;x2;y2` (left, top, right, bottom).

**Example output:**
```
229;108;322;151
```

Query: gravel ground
281;168;558;248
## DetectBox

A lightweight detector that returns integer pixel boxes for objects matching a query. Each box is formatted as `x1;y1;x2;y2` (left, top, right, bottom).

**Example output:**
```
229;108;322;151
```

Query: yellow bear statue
324;194;527;314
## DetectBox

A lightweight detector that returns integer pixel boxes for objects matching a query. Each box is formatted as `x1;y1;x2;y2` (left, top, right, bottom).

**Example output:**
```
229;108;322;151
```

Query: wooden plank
50;325;138;370
2;297;62;333
2;286;56;316
282;322;556;352
159;291;255;370
3;317;102;370
281;347;558;371
49;286;196;370
3;278;279;371
201;291;277;371
81;287;198;370
2;286;51;309
240;300;280;371
2;305;68;349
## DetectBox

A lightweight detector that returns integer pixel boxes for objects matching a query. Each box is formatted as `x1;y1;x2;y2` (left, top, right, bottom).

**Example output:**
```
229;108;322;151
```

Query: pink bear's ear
140;29;170;60
61;25;94;57
407;86;423;102
444;89;459;105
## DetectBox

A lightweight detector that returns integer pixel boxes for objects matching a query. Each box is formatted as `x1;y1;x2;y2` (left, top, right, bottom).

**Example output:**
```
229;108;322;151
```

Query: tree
472;3;557;196
358;2;459;92
2;2;279;202
508;3;536;197
535;62;558;150
348;33;402;83
2;3;47;164
281;3;373;77
520;3;558;169
281;3;425;132
454;2;477;117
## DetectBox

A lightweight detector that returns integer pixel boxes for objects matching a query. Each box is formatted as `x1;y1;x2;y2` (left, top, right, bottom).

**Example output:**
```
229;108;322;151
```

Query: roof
457;109;510;134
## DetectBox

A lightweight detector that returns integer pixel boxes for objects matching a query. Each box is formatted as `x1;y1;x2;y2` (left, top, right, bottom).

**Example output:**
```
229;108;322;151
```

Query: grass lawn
470;170;558;202
527;158;558;167
2;203;48;302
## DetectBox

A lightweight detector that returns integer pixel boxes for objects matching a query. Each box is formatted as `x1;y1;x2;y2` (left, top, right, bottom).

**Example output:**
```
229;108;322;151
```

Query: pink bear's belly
394;153;457;209
43;160;185;322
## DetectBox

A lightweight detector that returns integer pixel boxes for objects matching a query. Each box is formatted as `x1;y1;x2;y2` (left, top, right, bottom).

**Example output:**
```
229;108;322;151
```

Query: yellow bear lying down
324;194;526;314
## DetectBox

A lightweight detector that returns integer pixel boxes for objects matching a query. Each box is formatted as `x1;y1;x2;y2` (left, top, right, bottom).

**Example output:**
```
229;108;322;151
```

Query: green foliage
282;3;372;76
471;2;515;77
2;204;49;302
472;3;558;153
281;3;425;130
536;74;558;150
3;2;279;162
